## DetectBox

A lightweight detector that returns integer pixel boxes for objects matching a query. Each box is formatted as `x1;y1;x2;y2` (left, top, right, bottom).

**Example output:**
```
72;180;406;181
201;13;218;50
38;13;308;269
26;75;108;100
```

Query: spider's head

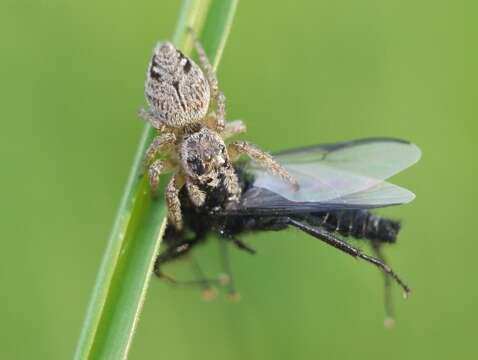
181;128;229;185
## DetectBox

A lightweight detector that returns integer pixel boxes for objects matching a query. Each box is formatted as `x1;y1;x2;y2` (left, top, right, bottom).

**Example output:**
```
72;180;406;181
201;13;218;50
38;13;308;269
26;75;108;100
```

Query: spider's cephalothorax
180;128;241;207
139;29;298;229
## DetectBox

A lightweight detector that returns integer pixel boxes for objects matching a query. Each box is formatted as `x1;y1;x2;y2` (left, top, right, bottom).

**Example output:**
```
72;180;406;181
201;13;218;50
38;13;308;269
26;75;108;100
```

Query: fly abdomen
305;210;401;244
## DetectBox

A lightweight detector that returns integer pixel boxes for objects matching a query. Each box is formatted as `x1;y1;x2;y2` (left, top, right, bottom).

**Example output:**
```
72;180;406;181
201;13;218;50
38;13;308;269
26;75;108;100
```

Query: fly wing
221;181;415;215
222;138;420;215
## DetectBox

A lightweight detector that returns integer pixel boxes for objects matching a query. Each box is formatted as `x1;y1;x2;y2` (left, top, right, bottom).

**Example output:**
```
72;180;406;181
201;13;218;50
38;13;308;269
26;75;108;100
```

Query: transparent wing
221;181;415;215
224;138;420;215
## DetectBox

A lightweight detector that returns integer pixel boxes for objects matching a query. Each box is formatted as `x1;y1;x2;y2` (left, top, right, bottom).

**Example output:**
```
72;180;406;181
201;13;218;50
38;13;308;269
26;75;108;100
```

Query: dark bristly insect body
155;138;421;323
159;168;402;259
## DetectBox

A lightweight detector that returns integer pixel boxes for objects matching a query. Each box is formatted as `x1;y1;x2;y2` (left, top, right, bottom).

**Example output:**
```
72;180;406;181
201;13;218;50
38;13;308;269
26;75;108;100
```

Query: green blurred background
1;0;477;359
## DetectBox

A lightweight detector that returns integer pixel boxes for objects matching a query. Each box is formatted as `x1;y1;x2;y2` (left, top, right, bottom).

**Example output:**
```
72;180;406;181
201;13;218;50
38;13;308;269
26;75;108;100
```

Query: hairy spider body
145;42;210;128
139;30;298;228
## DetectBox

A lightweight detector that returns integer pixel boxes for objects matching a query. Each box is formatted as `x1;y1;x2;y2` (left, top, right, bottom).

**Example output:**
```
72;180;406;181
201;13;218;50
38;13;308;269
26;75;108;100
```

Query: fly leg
231;238;256;255
218;238;241;302
154;240;194;280
189;255;219;300
287;218;411;296
154;240;222;299
371;242;395;328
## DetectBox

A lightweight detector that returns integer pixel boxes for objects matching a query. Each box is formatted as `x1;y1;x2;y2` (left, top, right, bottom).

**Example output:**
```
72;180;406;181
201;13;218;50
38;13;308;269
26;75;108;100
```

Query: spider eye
149;56;161;81
183;59;192;73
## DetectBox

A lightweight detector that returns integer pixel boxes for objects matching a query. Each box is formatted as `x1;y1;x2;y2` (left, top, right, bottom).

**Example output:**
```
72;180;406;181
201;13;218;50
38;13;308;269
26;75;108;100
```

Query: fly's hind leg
154;240;193;279
190;255;219;300
218;238;241;302
287;218;411;296
228;141;299;188
154;241;221;299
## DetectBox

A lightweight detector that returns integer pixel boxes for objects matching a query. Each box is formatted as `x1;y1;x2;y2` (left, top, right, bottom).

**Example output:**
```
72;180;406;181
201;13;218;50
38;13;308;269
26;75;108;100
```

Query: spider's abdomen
145;42;211;127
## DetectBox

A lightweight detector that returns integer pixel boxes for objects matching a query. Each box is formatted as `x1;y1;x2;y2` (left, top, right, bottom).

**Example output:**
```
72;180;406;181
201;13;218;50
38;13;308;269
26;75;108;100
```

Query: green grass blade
74;0;239;359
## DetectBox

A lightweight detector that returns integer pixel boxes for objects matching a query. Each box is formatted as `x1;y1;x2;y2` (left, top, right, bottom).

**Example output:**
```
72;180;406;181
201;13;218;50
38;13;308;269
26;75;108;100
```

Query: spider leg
287;218;411;296
143;132;176;175
188;27;225;132
228;141;299;188
138;108;167;131
185;179;206;207
148;159;164;195
166;173;185;230
188;27;218;96
222;120;247;139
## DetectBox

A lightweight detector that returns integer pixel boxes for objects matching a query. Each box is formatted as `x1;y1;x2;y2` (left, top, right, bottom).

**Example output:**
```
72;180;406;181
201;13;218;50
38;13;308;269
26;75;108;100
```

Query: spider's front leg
143;132;176;175
185;178;206;207
166;173;185;230
148;159;176;195
228;141;299;189
223;164;241;202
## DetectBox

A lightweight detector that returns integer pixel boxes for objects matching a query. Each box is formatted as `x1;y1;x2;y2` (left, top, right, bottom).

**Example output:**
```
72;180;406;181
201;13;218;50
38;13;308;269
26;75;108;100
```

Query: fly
155;137;421;325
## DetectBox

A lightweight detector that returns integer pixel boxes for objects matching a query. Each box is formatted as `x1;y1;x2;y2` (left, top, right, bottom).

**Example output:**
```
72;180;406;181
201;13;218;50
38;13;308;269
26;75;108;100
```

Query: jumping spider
139;29;298;229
